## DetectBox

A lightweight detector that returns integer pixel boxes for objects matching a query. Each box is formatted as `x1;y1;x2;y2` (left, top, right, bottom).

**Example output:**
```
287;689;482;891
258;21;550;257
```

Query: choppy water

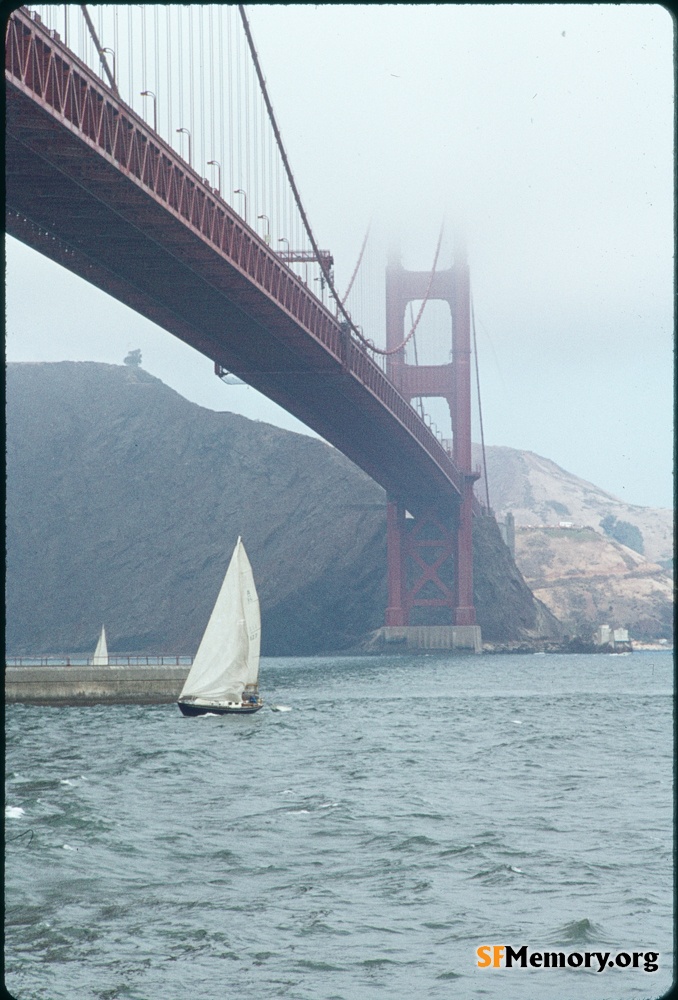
5;652;673;1000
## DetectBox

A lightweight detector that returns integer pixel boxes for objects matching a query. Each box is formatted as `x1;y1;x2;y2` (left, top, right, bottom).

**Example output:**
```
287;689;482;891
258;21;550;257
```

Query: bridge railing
7;7;466;497
348;342;465;493
5;656;193;667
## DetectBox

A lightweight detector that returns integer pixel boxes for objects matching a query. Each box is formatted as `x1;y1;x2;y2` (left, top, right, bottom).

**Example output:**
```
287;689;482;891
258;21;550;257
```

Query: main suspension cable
369;221;444;357
341;224;371;305
238;5;377;344
239;6;444;365
80;4;118;94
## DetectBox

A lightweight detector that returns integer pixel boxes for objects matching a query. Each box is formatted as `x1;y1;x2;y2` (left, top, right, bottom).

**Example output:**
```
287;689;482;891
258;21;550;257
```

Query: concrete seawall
368;625;483;653
5;665;191;705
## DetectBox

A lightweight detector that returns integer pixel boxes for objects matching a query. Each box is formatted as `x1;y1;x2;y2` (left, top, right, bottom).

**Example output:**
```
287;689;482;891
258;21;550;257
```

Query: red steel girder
384;251;478;625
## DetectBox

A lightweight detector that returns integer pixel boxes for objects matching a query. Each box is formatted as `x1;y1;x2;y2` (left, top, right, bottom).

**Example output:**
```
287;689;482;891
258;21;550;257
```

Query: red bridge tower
384;245;480;647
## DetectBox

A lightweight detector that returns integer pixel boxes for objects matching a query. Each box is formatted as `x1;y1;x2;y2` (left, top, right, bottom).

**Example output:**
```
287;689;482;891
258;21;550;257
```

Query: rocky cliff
472;445;673;642
6;362;560;655
514;526;673;642
474;445;672;565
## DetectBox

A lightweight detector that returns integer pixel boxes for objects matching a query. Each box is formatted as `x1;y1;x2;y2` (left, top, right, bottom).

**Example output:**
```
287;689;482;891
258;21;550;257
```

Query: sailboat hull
177;700;263;717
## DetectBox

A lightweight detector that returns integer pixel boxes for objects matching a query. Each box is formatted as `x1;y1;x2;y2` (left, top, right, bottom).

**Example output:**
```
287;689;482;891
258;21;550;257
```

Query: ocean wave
547;917;611;945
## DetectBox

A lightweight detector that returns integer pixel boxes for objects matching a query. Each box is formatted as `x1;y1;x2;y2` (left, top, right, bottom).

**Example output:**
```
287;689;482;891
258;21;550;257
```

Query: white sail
92;626;108;666
179;538;261;703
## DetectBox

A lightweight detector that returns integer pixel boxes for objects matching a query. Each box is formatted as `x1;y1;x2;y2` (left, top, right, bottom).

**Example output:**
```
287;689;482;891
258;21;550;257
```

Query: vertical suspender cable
188;7;198;158
252;52;258;221
247;38;253;218
199;7;205;175
254;53;260;220
179;10;186;159
127;6;132;102
268;74;273;230
471;296;491;511
154;6;159;130
209;6;215;172
141;6;146;100
228;8;234;198
187;6;192;143
262;72;267;226
219;7;226;195
166;6;172;139
113;8;118;100
178;7;183;136
236;15;242;189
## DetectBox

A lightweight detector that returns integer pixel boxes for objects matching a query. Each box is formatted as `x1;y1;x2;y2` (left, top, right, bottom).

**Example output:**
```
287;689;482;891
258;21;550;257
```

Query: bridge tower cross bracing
384;245;479;629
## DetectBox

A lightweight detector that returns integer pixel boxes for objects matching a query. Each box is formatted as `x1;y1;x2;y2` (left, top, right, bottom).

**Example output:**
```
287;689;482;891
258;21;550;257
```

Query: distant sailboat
178;537;263;716
92;626;109;666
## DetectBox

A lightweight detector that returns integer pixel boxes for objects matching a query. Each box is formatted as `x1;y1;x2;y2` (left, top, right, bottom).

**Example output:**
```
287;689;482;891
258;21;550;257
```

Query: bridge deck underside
6;82;461;513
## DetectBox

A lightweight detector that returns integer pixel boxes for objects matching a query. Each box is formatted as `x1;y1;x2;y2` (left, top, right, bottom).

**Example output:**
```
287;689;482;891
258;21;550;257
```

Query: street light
278;237;289;252
257;214;270;244
234;188;247;224
102;47;116;88
140;90;157;132
176;127;192;167
207;160;221;194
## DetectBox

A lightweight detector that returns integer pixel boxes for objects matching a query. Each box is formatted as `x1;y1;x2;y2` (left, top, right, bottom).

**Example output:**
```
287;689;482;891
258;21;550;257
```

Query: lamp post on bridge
313;275;326;305
176;127;192;168
207;160;221;195
176;127;192;167
258;214;271;245
234;189;248;224
140;90;157;132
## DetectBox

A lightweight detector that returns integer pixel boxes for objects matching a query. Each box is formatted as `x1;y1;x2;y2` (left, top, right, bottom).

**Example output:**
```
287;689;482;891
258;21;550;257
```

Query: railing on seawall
6;656;193;667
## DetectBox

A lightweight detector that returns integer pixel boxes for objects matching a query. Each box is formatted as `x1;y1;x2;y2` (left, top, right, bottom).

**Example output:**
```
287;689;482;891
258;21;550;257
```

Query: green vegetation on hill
600;514;644;554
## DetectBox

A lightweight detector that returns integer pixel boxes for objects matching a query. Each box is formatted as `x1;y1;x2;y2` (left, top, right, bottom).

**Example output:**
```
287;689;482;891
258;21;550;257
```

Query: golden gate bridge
6;4;496;649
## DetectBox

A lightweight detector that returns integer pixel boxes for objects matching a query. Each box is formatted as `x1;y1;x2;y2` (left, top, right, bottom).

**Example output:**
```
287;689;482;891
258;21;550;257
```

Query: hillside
514;526;673;642
474;445;672;565
6;362;560;656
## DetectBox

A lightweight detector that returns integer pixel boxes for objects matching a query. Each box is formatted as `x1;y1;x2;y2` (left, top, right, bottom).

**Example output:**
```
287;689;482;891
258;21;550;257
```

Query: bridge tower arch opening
384;246;479;633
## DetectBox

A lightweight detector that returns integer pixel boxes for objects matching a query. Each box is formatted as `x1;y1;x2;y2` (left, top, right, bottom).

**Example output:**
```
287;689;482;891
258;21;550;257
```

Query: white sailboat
92;626;109;666
177;537;263;716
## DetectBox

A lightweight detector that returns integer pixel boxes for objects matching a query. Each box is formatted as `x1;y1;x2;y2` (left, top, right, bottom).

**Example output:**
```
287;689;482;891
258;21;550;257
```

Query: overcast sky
6;4;674;508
